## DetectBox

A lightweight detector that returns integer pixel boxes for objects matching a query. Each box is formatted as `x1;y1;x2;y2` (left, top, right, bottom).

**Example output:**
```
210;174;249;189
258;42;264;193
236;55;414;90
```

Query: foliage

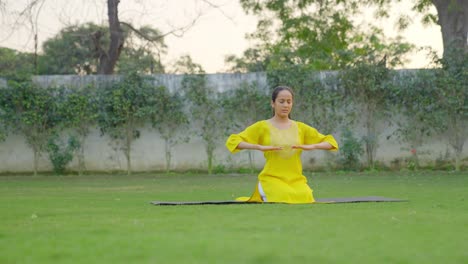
240;0;356;70
390;70;439;169
0;85;10;142
392;48;466;171
222;81;270;171
238;0;468;70
97;72;158;175
0;124;6;143
0;81;60;175
39;23;108;75
170;55;205;74
222;81;270;130
117;47;164;74
235;0;414;72
58;84;99;175
116;25;167;74
46;135;80;175
0;47;35;80
174;55;227;174
339;56;393;169
179;69;223;174
181;72;226;174
151;86;189;172
344;30;414;68
337;128;364;171
430;48;467;171
39;23;167;75
225;47;270;73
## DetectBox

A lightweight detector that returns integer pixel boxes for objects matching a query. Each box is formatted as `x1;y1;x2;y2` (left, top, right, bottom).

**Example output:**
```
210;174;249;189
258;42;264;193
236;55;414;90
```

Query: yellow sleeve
298;122;339;152
225;121;265;154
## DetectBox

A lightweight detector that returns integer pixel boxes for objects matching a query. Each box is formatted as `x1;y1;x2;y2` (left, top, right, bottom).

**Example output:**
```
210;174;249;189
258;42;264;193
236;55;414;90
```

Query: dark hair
271;86;294;102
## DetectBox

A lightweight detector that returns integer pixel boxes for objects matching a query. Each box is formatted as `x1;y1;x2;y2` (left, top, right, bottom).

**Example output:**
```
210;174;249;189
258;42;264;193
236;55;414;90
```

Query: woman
225;86;338;204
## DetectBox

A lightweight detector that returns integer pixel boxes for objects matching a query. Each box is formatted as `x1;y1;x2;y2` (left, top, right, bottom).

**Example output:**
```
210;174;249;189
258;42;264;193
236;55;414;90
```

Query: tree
1;0;210;74
151;86;189;172
238;0;466;67
339;56;393;169
58;84;99;175
236;0;413;72
0;47;35;80
0;83;10;142
97;72;157;175
393;48;467;171
98;0;123;74
408;0;467;58
222;81;270;171
39;23;167;75
225;47;270;73
184;78;225;174
1;81;60;175
431;50;467;171
337;128;364;171
39;23;108;75
116;30;166;75
391;70;436;169
177;56;226;174
341;0;468;59
0;120;6;143
46;133;80;175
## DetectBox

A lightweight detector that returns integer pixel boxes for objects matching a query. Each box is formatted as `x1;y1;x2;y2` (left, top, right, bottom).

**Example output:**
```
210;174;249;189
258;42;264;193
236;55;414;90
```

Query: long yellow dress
225;120;338;204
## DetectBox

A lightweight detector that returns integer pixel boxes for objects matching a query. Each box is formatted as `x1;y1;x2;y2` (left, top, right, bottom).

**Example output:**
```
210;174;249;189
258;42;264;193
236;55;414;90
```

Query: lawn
1;171;467;264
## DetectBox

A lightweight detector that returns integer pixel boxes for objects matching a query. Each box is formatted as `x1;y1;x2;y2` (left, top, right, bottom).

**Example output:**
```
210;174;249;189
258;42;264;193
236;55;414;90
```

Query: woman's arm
298;122;339;152
292;142;333;151
227;121;283;153
237;142;282;152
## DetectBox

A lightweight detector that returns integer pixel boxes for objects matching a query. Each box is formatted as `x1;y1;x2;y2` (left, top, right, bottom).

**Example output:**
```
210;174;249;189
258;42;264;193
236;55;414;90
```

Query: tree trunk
365;105;377;169
126;126;132;176
78;135;86;176
248;151;255;173
165;139;172;173
449;116;465;171
33;149;39;176
207;144;214;175
432;0;468;56
98;0;124;74
365;123;375;169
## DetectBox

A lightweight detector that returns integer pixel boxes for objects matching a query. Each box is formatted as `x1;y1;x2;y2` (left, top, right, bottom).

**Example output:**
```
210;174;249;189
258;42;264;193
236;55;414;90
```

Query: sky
0;0;443;73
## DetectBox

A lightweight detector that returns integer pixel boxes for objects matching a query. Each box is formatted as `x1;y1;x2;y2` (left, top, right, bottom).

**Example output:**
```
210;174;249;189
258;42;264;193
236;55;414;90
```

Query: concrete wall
0;73;466;173
31;72;268;93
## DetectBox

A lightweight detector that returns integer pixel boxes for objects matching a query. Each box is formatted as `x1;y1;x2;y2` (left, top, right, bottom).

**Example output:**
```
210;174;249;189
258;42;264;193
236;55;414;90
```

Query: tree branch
119;13;202;41
200;0;235;23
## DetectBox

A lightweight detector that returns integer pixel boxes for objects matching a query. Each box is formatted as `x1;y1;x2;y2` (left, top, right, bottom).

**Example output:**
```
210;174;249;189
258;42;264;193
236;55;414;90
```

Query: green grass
1;171;467;264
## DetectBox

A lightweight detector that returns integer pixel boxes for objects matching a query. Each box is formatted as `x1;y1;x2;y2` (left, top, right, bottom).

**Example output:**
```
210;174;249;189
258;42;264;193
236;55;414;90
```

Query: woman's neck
269;116;291;129
271;115;290;123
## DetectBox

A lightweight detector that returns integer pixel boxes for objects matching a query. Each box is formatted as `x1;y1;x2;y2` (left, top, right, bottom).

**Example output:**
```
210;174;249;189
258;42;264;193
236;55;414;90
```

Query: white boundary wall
0;73;466;172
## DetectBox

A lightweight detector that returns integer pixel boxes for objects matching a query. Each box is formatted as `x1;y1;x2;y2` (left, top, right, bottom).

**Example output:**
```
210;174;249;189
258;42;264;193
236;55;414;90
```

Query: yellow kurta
225;120;338;204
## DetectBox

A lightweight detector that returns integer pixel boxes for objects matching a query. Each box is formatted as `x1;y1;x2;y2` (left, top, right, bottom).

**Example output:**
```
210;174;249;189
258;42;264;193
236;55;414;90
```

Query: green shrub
337;128;364;171
47;135;80;175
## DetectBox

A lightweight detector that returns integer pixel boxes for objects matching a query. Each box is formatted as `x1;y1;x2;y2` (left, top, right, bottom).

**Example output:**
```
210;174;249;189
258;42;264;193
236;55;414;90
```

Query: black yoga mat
150;196;407;206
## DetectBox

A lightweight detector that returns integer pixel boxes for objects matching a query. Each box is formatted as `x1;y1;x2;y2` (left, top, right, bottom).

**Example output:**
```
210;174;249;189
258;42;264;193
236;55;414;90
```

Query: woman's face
271;90;293;118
